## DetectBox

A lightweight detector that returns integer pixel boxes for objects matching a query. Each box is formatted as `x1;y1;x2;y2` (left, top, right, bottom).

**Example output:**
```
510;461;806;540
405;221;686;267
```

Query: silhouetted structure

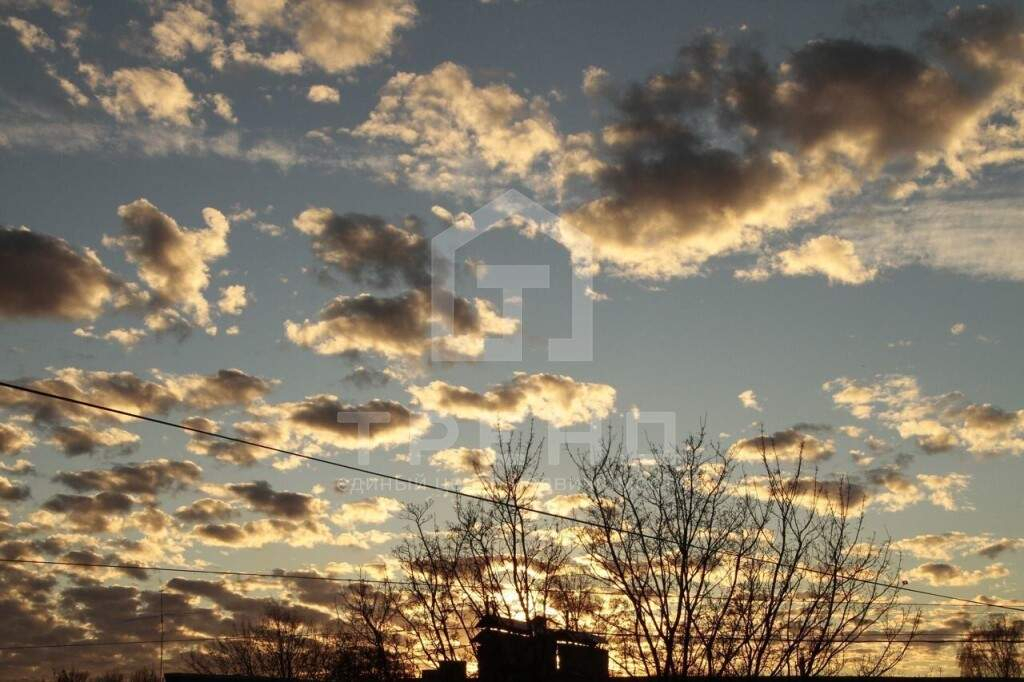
420;660;467;681
160;671;296;675
471;615;607;682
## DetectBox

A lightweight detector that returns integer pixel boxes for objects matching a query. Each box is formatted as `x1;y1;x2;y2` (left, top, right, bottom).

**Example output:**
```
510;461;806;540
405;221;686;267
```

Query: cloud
285;289;517;361
0;459;34;475
307;84;340;103
0;367;274;459
0;423;35;455
558;6;1024;280
41;492;135;532
896;532;1024;561
225;0;416;74
977;538;1024;560
2;16;55;51
409;372;616;428
829;195;1024;282
430;205;474;230
429;447;496;475
918;473;971;511
209;93;237;124
47;425;140;456
192;517;334;548
173;497;236;523
729;428;835;462
271;395;428;449
354;61;601;197
292;208;431;288
331;496;402;526
908;561;1009;587
108;198;230;325
74;325;149;348
342;366;395;389
52;459;201;499
738;389;761;411
736;235;878;285
198;394;429;457
0;227;119;320
151;2;219;60
825;374;1024;456
0;475;30;501
217;284;247;315
581;65;610;97
224;480;322;519
91;67;198;127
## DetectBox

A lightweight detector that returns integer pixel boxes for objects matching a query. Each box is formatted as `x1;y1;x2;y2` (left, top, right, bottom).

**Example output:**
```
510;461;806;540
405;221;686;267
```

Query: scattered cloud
429;446;496;475
738;389;762;412
826;374;1024;456
354;61;601;198
736;235;878;285
307;84;340;103
560;6;1024;280
409;372;615;428
107;198;230;326
729;428;835;462
331;496;402;526
0;227;119;320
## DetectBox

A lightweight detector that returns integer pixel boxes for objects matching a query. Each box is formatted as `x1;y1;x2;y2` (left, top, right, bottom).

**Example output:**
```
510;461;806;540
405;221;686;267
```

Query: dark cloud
562;4;1024;279
285;288;515;361
226;480;318;519
0;475;30;501
108;198;230;326
293;208;431;288
0;367;276;457
0;226;119;319
52;459;201;497
41;491;135;532
977;539;1024;560
729;428;835;462
160;367;276;409
261;393;430;450
174;497;236;523
0;422;34;454
409;372;616;429
47;424;140;456
343;366;393;389
183;415;285;465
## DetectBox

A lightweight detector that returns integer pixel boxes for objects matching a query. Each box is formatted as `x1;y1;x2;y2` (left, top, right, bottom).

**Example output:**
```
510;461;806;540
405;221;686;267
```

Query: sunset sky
2;0;1024;677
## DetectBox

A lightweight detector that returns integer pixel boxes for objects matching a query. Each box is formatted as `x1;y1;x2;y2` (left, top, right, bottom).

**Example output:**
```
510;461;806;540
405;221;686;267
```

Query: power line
1;380;1021;616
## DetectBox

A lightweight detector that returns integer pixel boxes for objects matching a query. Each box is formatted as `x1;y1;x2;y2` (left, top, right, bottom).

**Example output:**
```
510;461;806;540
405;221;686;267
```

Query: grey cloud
563;4;1024;280
226;480;318;519
293;208;431;288
0;226;119;319
0;475;30;501
174;497;236;523
41;491;135;531
729;428;835;462
52;459;201;497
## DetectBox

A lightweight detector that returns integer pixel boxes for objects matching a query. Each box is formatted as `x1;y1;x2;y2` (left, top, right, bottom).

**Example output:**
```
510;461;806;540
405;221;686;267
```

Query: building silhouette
470;615;608;682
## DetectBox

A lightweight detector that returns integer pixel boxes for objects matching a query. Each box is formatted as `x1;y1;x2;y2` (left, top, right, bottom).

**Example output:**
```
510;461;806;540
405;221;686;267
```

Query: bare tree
394;501;475;666
570;425;917;677
395;427;574;668
958;615;1024;677
187;601;328;679
330;580;413;682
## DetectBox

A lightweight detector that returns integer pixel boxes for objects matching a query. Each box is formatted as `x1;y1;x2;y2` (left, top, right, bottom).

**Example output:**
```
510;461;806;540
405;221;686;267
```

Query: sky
1;0;1024;677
